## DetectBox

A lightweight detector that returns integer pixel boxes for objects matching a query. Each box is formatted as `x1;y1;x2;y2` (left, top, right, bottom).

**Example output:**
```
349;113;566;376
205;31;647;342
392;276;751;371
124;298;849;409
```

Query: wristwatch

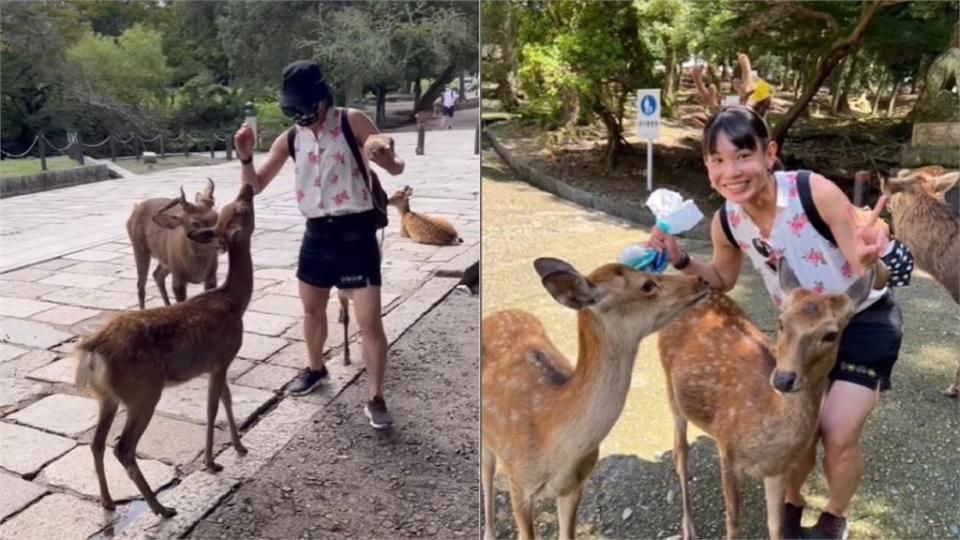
240;155;253;165
672;250;691;270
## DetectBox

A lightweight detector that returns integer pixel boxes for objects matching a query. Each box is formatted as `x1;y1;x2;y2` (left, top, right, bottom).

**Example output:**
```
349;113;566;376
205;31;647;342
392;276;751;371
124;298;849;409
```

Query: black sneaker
805;511;848;540
289;366;329;396
364;396;394;429
782;503;804;539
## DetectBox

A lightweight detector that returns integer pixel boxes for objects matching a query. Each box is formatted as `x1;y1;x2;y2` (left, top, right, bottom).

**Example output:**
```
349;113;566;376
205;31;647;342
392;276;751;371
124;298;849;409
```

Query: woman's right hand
647;226;683;265
234;124;255;160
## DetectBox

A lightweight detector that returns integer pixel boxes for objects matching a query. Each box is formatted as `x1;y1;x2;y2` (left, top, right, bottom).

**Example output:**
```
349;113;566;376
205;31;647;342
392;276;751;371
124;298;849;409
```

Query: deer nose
771;370;798;393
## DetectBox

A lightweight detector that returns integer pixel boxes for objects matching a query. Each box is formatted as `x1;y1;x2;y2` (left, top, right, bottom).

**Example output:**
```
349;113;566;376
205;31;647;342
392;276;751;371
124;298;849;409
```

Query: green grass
0;156;81;178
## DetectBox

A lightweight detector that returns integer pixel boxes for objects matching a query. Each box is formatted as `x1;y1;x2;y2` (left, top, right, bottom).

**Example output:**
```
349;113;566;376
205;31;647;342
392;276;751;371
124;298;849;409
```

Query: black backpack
287;108;388;229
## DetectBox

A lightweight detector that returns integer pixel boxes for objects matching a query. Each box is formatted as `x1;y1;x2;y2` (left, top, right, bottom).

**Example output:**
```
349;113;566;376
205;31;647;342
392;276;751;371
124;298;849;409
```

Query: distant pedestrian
440;86;456;129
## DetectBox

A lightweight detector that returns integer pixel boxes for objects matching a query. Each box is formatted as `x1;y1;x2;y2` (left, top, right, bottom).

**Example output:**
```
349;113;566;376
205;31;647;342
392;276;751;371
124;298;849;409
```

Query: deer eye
778;319;784;332
823;331;839;343
640;280;658;294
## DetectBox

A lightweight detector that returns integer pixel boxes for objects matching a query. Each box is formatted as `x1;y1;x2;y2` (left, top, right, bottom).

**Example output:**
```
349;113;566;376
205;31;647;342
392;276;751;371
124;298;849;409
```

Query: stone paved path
0;109;479;539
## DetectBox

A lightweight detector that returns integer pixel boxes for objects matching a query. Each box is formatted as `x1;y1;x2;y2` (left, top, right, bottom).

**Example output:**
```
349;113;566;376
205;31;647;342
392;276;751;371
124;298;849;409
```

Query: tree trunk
413;77;422;106
375;86;387;127
887;80;901;117
829;57;847;113
872;70;888;116
664;45;677;117
834;50;860;114
459;69;467;99
772;0;890;148
412;63;457;119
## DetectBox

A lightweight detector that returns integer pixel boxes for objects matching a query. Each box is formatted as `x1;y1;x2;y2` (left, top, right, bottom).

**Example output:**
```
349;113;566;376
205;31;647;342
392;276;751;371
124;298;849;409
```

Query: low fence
0;131;239;171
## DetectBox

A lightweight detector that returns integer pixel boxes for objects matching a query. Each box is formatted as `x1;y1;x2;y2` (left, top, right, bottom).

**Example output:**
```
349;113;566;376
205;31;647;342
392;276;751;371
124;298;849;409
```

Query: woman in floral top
649;106;902;539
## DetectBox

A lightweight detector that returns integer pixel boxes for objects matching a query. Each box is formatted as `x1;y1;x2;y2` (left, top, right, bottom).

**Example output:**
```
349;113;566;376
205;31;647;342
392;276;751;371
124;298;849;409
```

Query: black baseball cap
280;60;328;110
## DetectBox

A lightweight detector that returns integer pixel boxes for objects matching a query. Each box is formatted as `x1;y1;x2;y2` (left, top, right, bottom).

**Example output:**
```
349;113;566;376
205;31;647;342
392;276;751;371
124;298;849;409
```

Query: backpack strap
340;108;370;186
286;127;296;162
796;170;837;246
716;206;738;249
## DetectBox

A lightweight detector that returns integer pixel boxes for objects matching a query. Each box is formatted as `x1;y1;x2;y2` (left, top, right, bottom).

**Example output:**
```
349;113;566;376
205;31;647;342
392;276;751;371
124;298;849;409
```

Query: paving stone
62;249;122;262
40;288;137;311
30;305;100;326
27;356;77;385
266;340;309;369
253;268;297;281
242;311;297;337
0;268;53;282
0;343;27;363
215;398;317;480
0;296;57;318
236;333;287;361
38;272;117;289
40;445;176;501
77;411;230;466
247;294;303;317
0;377;48;411
0;422;76;475
9;394;100;437
57;261;130;277
0;317;72;348
0;349;58;378
0;471;47;521
226;358;255;381
99;277;140;294
0;280;60;300
382;276;458;345
22;259;75;271
70;311;119;337
155;379;274;427
0;493;105;540
235;364;299;392
258;279;300;297
116;471;238;540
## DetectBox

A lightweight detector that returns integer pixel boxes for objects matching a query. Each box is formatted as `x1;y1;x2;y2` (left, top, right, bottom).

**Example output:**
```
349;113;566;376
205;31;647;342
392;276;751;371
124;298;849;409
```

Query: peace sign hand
846;196;888;269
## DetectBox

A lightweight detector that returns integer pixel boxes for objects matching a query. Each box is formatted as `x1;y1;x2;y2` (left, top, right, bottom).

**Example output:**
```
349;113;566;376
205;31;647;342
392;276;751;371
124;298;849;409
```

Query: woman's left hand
847;196;888;268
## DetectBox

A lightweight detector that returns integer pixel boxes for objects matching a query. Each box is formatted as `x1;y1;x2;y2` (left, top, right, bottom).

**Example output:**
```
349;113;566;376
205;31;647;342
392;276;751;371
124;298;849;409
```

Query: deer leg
114;393;175;517
338;292;351;365
718;447;741;540
152;264;171;305
204;266;217;291
764;474;786;540
557;485;584;540
481;446;497;540
132;247;150;310
92;397;119;510
172;274;187;303
218;375;247;456
672;410;697;539
507;479;535;540
205;371;226;472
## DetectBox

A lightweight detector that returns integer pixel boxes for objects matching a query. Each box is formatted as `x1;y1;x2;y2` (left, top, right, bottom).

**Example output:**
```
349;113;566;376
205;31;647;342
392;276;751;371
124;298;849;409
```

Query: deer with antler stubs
878;168;960;397
74;183;256;518
481;257;708;540
127;178;220;309
657;258;875;540
691;53;771;126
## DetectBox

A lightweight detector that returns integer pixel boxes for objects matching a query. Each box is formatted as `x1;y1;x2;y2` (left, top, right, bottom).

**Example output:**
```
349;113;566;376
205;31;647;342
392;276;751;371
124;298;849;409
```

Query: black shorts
297;210;381;290
830;290;903;392
443;106;455;117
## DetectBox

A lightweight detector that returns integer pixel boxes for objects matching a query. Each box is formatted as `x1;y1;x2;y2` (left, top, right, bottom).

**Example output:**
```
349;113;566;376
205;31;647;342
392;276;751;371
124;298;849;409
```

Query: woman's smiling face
704;130;777;204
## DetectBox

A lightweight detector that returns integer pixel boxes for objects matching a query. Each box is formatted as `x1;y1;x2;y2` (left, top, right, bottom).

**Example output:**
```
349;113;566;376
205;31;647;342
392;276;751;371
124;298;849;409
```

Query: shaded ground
481;147;960;539
484;89;914;218
189;289;480;539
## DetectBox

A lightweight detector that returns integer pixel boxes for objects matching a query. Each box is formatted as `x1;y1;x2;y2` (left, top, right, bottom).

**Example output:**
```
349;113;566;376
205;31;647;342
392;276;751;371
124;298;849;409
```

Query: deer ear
153;213;180;230
777;256;802;296
535;257;600;310
929;172;959;195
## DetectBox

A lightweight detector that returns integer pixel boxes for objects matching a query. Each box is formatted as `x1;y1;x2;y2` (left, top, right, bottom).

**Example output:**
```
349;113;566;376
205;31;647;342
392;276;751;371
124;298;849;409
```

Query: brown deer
127;178;220;309
388;186;463;246
74;183;256;518
481;257;708;540
657;258;875;540
879;169;960;397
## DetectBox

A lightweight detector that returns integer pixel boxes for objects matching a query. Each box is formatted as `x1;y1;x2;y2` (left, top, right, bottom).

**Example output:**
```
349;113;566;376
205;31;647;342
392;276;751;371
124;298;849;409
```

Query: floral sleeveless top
724;171;885;312
292;107;373;218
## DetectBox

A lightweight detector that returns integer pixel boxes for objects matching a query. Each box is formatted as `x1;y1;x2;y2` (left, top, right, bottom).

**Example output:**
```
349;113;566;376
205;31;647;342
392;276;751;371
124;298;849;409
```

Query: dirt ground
188;289;480;540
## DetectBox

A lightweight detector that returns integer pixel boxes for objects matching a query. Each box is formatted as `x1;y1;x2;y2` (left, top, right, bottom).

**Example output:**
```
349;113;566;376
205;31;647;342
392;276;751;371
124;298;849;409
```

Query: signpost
636;89;661;192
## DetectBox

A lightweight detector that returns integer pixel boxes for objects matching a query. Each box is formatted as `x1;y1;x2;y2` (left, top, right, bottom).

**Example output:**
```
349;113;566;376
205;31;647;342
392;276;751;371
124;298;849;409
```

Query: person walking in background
440;85;457;129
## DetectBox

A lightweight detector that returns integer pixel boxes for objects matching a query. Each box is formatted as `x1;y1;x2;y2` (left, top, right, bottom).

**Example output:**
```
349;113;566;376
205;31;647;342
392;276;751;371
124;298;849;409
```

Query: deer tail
73;341;105;396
